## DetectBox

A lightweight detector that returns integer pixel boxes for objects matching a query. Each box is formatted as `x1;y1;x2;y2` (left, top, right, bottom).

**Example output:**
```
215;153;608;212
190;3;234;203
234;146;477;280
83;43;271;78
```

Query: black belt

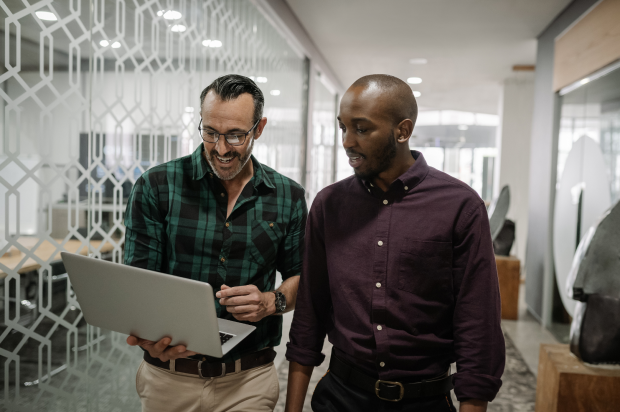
329;352;453;402
143;347;276;378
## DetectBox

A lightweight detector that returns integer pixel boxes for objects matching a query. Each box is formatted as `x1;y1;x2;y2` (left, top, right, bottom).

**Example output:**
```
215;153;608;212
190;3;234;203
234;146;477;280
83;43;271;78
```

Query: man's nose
341;130;356;150
215;136;231;155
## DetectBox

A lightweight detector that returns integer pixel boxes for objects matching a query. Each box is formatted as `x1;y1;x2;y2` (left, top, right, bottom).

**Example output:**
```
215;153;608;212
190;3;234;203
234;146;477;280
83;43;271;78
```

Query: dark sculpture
568;200;620;364
492;219;515;256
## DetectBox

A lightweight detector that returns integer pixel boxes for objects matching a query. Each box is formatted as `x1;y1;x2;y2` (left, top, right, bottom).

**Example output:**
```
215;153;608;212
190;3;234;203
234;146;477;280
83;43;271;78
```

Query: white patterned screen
0;1;305;409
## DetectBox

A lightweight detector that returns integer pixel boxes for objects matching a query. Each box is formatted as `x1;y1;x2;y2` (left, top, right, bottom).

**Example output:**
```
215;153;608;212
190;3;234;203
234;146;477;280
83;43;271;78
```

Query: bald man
284;75;505;412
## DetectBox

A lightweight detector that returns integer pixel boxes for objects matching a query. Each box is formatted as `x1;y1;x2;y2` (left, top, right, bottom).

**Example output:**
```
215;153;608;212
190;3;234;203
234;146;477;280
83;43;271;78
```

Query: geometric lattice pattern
0;1;305;409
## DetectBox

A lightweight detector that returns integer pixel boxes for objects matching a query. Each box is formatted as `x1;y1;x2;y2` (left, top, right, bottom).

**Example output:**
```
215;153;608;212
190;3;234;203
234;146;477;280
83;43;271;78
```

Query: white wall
497;73;535;267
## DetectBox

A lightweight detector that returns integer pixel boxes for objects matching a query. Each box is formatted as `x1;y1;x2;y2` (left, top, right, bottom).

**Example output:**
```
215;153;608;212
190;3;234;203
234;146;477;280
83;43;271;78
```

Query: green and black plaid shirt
124;144;307;363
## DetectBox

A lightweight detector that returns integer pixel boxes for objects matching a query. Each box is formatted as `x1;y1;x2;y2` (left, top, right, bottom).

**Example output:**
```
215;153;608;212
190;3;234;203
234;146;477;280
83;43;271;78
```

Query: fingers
150;337;171;357
219;294;260;306
216;284;257;298
127;335;154;347
159;345;198;362
232;312;262;322
225;304;259;314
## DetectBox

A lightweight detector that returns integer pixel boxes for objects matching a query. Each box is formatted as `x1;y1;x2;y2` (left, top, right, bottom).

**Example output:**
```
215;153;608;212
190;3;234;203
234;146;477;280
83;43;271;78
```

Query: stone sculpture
567;200;620;364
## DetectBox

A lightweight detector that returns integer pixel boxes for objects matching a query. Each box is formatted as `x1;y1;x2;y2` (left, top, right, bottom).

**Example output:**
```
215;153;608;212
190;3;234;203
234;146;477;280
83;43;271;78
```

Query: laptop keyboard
220;332;235;345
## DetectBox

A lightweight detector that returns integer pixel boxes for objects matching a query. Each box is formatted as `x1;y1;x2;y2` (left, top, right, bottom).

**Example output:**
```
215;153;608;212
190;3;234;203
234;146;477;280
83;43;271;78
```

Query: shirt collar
191;143;275;190
361;150;429;192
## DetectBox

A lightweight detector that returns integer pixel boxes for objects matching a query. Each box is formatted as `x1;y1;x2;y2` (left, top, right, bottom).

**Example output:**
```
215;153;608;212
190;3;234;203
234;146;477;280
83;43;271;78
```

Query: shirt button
377;241;383;246
404;186;409;190
377;325;382;331
269;223;274;228
380;362;385;367
225;222;230;228
383;200;388;205
368;189;371;193
220;257;225;262
220;193;225;197
376;282;381;288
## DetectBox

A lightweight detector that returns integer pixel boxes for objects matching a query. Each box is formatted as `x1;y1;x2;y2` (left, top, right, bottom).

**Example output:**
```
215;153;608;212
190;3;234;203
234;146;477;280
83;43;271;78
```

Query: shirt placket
372;192;392;376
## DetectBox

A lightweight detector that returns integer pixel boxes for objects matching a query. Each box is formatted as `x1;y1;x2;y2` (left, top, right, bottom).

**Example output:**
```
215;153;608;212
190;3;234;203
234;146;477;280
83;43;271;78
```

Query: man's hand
460;399;488;412
126;336;197;362
217;284;276;322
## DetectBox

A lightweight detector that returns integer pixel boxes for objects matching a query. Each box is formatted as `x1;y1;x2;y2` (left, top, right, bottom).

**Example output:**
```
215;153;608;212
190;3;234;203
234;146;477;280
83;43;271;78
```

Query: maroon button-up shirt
286;151;505;402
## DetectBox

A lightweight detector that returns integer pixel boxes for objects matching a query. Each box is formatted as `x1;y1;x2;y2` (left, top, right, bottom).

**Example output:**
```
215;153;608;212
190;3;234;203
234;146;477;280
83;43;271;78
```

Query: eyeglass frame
198;118;261;146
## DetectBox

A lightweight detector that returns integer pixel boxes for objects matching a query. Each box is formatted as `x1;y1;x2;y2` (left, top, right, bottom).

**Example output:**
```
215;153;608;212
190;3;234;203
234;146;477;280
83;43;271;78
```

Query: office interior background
1;0;619;410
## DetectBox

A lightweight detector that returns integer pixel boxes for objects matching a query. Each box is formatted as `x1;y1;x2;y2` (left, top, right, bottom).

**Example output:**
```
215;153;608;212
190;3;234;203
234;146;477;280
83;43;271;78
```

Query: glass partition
0;1;305;409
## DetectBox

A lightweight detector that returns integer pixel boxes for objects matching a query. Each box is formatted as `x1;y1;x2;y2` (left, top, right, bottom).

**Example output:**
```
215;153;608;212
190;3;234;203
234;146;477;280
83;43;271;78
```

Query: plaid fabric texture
124;144;307;363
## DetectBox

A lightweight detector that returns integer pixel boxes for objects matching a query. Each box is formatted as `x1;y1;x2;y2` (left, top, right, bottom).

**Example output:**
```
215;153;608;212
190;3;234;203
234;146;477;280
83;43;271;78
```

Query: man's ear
254;117;268;140
396;119;414;144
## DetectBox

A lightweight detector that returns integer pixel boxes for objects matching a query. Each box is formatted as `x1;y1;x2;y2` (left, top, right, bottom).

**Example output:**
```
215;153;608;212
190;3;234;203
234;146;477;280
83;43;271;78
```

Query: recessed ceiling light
185;107;195;113
413;91;421;98
409;58;428;65
99;40;110;47
256;77;268;83
157;10;182;20
171;24;186;32
407;77;422;84
209;40;222;48
270;90;281;96
36;11;58;21
458;125;468;131
111;41;121;49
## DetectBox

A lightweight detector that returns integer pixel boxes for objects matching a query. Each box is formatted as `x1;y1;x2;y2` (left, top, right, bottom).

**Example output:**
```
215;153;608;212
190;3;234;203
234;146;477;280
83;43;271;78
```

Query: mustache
209;150;240;159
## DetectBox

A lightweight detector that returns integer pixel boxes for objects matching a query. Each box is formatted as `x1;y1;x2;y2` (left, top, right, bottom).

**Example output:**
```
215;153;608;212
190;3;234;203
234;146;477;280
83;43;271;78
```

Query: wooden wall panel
553;0;620;91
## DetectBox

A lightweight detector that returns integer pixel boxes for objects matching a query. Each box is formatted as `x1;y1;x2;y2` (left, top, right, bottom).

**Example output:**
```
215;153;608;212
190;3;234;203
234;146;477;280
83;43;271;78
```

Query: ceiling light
270;90;281;96
256;77;268;83
209;40;222;48
202;40;211;47
36;11;58;21
111;41;121;49
413;91;421;98
157;10;182;20
407;77;422;85
99;40;110;47
409;58;428;65
185;107;195;113
580;78;590;85
171;25;186;33
458;125;469;131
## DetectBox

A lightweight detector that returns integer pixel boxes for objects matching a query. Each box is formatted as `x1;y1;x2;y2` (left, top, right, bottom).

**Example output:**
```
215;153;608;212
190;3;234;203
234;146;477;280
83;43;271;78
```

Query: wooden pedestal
495;255;520;320
535;344;620;412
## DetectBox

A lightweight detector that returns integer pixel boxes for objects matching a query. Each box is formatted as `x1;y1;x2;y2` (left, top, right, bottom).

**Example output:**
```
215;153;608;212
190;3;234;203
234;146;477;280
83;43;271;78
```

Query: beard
205;137;255;181
353;131;397;180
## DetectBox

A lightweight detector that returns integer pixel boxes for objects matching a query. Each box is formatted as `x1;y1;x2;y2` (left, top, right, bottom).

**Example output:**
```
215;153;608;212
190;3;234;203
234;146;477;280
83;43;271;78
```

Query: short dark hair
200;74;264;124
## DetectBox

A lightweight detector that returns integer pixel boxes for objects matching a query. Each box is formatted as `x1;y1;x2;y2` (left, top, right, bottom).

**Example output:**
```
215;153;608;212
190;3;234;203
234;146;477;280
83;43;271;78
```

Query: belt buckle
197;361;227;378
375;380;404;402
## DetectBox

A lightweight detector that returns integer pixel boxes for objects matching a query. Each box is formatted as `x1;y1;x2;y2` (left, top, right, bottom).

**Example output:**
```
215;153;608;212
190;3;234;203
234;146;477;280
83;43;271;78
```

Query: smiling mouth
215;155;235;164
347;153;365;168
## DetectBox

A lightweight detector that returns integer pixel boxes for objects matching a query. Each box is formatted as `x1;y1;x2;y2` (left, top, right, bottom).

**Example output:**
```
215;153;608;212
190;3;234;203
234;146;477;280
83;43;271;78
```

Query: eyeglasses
198;118;261;146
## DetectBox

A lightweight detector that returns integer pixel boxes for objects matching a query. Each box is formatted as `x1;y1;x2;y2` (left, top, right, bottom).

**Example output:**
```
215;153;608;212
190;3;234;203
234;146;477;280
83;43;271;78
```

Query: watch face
275;291;286;313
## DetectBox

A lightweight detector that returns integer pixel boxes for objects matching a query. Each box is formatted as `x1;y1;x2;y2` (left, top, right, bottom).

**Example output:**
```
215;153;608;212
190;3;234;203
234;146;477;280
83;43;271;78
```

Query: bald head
350;74;418;126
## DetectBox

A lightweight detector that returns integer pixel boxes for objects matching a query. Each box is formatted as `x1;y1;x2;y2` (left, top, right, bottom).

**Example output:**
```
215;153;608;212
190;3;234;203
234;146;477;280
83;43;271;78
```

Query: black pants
311;370;457;412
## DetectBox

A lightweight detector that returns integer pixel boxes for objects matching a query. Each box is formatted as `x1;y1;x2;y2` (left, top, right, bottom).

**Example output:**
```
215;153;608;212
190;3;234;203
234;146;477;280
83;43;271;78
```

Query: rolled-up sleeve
123;175;165;271
277;196;308;280
285;196;332;366
452;203;505;401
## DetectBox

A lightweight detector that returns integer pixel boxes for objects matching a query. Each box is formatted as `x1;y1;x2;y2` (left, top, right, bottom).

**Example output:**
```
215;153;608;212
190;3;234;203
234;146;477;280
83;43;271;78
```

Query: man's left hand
217;284;276;322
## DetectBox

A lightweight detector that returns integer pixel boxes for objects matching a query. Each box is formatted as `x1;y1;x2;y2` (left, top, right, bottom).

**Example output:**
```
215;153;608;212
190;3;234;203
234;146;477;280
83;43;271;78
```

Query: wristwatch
272;291;286;314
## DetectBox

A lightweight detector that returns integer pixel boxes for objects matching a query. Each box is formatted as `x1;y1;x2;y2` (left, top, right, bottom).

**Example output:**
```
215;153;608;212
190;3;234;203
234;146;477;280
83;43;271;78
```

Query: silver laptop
60;252;255;358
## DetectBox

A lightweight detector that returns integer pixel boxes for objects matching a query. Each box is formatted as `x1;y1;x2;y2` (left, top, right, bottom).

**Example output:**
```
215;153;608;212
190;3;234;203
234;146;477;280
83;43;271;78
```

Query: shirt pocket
398;239;453;300
249;219;284;269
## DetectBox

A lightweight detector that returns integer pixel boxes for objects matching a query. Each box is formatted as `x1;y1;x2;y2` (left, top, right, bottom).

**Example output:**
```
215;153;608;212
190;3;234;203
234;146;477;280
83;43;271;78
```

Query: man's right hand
126;336;197;362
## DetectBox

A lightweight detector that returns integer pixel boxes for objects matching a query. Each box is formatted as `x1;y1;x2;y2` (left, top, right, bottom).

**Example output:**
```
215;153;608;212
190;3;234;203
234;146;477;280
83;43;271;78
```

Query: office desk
0;237;116;279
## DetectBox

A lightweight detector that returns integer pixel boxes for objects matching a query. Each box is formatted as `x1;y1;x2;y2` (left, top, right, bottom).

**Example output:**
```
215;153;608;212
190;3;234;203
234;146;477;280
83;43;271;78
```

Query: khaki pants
135;360;279;412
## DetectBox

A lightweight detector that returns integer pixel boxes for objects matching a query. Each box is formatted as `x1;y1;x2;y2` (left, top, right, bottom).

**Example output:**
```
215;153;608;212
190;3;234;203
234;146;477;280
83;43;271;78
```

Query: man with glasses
124;74;306;411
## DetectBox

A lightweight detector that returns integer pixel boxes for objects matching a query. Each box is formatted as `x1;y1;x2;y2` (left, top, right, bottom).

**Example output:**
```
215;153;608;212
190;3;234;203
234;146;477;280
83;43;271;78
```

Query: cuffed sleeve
451;203;505;402
285;195;332;366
